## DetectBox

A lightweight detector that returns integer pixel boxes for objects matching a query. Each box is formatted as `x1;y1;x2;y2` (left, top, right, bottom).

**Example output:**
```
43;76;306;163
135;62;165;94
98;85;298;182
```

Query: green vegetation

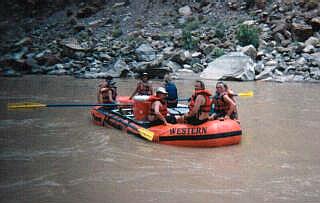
183;19;200;31
182;30;198;50
215;23;226;39
236;24;260;48
112;26;123;38
211;47;225;58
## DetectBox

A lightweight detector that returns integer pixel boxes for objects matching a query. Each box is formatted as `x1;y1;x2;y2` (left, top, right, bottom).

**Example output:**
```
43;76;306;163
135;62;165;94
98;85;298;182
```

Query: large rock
291;22;314;42
200;52;255;81
311;17;320;31
239;45;257;60
178;6;192;16
135;44;156;62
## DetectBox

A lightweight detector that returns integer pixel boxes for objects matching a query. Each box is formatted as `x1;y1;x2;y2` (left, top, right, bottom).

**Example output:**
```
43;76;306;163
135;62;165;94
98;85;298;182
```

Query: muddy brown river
1;75;320;203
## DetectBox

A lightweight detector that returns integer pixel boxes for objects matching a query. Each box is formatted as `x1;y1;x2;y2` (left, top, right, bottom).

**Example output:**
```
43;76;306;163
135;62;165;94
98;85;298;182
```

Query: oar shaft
46;103;128;107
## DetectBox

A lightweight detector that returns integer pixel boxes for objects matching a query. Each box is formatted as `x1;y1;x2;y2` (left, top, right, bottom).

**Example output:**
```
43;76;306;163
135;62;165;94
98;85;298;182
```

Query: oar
136;128;154;141
237;91;254;97
8;102;132;109
177;91;254;101
104;108;154;141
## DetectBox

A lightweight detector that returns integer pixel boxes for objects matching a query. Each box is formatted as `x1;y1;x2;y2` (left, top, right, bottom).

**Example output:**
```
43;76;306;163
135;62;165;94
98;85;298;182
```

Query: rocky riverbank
0;0;319;82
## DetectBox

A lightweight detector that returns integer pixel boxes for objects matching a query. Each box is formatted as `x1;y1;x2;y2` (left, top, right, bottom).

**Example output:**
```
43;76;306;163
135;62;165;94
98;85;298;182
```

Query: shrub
183;19;200;31
215;23;226;39
112;26;122;38
236;24;260;48
182;30;198;50
211;47;225;58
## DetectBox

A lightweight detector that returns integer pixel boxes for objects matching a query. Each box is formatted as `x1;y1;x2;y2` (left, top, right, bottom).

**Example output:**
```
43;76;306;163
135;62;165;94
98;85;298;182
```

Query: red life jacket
137;81;152;95
188;89;212;113
148;95;168;116
212;92;229;113
101;87;117;103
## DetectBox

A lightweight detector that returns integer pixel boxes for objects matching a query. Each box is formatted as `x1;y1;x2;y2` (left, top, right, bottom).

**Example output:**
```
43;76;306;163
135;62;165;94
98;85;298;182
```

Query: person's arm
228;89;238;97
148;83;153;95
108;89;114;102
223;95;236;118
97;88;101;103
129;84;139;99
154;101;168;125
185;95;204;117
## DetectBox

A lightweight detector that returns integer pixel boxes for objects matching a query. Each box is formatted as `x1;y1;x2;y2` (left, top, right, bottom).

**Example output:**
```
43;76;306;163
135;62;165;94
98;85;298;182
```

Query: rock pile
0;0;319;82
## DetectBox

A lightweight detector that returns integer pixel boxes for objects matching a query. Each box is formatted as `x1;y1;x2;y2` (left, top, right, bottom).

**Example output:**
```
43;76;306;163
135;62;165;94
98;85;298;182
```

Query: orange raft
90;96;242;148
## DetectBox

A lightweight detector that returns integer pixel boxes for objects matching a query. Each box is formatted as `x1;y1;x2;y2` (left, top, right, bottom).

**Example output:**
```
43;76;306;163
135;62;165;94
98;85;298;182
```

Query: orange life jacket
137;81;152;95
101;87;117;103
212;92;229;113
148;95;168;116
188;89;212;114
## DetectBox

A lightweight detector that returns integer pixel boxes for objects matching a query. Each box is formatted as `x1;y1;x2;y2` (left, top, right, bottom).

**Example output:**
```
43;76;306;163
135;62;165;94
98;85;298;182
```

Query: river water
1;75;320;203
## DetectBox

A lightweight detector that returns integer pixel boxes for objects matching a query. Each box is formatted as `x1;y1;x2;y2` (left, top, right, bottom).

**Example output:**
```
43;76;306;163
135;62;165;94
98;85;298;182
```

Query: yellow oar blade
8;102;47;109
137;128;154;141
238;91;254;97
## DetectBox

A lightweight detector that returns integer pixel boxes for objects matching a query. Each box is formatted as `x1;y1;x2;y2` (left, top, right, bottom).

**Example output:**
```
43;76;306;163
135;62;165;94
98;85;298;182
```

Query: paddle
8;102;132;109
103;108;155;141
177;91;254;101
136;128;154;141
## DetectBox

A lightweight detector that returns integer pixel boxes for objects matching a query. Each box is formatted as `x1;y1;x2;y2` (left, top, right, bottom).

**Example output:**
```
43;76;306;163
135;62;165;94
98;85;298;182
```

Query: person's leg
166;115;177;124
149;119;164;127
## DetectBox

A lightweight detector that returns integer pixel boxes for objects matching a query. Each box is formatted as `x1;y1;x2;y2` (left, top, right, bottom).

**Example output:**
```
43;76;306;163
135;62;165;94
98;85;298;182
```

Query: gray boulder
200;52;255;81
135;44;156;62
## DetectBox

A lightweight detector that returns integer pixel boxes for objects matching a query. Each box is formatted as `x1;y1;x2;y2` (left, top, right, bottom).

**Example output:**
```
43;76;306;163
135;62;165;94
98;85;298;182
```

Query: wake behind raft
90;96;242;148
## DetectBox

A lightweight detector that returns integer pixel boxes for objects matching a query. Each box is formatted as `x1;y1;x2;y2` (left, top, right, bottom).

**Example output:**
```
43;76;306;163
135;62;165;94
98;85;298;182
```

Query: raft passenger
97;77;117;110
163;74;178;108
179;80;212;125
210;81;237;120
147;87;171;126
129;72;153;99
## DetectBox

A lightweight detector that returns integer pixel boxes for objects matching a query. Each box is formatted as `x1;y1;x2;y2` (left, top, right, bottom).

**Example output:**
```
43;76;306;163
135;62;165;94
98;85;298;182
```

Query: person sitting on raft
97;77;117;110
129;72;153;100
163;74;178;108
178;80;212;125
210;81;237;120
147;87;171;126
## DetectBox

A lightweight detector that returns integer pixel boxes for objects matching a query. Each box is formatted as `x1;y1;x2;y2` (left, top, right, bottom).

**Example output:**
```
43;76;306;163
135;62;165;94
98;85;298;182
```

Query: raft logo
169;127;207;135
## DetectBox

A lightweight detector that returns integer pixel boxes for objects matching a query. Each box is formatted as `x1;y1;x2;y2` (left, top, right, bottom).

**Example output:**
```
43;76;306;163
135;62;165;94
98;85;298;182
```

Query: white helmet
156;87;168;94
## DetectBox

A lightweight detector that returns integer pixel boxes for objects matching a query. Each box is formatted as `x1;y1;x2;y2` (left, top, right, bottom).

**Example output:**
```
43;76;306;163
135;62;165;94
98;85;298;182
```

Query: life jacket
212;92;229;113
148;95;168;116
188;89;212;114
165;82;178;101
137;81;152;95
101;87;117;103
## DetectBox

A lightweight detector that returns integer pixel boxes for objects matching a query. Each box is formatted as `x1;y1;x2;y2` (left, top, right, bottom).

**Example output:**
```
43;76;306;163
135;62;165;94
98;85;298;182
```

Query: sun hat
156;87;168;94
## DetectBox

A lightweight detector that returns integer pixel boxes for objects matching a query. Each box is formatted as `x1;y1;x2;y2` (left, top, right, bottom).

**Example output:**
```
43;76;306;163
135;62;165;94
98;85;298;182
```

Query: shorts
149;115;177;127
185;116;208;125
102;102;117;110
213;111;238;120
166;99;178;108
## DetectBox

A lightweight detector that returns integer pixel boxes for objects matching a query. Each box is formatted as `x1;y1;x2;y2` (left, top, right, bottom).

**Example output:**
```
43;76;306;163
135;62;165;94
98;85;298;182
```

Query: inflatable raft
90;96;242;147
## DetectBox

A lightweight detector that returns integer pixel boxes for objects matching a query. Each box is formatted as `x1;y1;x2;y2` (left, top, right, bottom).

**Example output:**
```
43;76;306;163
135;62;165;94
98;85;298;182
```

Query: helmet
156;87;168;94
